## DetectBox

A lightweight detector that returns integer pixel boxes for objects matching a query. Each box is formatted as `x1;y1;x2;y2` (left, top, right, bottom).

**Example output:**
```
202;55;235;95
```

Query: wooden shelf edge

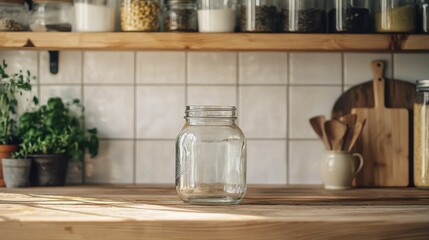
0;32;428;51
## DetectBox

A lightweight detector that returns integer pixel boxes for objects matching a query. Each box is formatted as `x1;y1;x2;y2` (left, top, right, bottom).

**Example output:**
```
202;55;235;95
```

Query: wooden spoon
324;120;347;151
339;114;357;150
309;116;330;150
347;119;367;152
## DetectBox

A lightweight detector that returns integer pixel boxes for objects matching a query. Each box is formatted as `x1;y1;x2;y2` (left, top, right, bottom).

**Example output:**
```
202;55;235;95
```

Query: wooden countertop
0;185;428;239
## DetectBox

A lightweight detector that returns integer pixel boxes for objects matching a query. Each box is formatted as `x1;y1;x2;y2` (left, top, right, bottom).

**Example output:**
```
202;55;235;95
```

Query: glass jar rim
185;105;237;119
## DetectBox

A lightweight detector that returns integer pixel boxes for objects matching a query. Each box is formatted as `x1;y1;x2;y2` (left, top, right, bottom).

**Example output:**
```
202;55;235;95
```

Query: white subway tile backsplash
67;161;83;184
289;140;324;185
16;87;38;117
85;140;134;184
84;86;134;139
0;51;38;78
290;53;342;85
344;53;393;86
137;51;185;84
188;86;236;106
188;52;237;85
136;86;185;139
136;140;175;184
289;86;342;139
84;51;134;84
239;52;287;85
394;53;429;83
40;51;82;84
40;85;82;104
239;86;287;139
247;140;287;184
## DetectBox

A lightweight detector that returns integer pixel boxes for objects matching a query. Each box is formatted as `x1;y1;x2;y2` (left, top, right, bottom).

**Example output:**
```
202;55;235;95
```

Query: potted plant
0;60;35;187
2;148;31;188
18;97;99;186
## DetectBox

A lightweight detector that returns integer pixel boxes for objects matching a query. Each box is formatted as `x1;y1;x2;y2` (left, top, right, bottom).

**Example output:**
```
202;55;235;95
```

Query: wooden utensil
339;114;357;150
309;116;330;150
324;120;347;151
351;61;409;187
347;119;366;152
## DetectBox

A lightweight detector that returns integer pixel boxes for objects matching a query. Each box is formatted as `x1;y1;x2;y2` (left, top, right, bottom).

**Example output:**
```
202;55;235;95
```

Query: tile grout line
286;52;290;185
236;52;239;125
133;51;137;184
81;51;86;184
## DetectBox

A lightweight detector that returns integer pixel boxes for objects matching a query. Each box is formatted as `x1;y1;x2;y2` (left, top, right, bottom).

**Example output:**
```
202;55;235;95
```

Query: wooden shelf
0;32;428;51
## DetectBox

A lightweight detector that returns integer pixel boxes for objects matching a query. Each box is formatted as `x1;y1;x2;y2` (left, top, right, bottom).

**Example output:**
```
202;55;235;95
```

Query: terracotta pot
30;154;69;186
0;144;18;187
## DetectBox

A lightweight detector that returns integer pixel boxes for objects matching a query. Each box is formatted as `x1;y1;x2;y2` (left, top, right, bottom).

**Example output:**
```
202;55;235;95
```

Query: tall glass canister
163;0;197;32
240;0;279;32
375;0;416;33
419;0;429;33
198;0;237;32
176;106;247;205
281;0;326;33
74;0;116;32
121;0;161;31
0;0;28;31
414;80;429;189
328;0;372;33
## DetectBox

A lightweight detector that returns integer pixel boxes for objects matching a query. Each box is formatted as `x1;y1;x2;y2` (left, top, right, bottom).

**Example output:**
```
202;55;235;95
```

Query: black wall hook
48;51;59;75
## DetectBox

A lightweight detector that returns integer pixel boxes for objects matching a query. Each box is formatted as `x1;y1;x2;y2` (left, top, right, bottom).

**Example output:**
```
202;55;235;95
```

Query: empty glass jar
414;80;429;189
240;0;279;32
419;0;429;33
163;0;197;32
328;0;372;33
0;0;28;31
176;106;247;205
281;0;326;33
30;0;74;32
198;0;237;32
375;0;416;33
74;0;116;32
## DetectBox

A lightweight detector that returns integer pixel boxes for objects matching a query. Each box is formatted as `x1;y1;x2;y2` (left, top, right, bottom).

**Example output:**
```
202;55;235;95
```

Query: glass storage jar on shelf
240;0;279;32
198;0;237;32
0;0;28;31
30;0;74;32
281;0;326;33
419;0;429;33
74;0;116;32
121;0;160;31
176;106;247;205
375;0;416;33
414;80;429;189
328;0;372;33
163;0;197;32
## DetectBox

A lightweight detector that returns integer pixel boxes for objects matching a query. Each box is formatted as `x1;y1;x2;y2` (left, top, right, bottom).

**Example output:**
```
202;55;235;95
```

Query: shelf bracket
48;51;59;75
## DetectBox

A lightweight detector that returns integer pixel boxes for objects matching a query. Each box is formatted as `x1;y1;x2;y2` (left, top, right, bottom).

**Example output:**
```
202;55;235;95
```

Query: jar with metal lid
163;0;197;32
198;0;237;33
30;0;74;32
240;0;279;32
176;106;247;205
328;0;372;33
121;0;161;31
414;80;429;189
0;0;28;31
281;0;326;33
74;0;116;32
375;0;416;33
419;0;429;33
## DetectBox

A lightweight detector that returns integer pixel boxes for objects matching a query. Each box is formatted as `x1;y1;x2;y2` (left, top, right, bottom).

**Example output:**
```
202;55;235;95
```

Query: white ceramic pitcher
321;151;364;190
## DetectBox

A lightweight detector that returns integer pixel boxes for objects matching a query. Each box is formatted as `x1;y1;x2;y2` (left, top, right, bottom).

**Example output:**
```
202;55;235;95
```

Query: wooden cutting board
332;60;415;187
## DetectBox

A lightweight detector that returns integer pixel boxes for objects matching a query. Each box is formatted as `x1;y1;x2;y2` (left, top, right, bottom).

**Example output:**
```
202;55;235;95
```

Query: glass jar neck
185;106;237;126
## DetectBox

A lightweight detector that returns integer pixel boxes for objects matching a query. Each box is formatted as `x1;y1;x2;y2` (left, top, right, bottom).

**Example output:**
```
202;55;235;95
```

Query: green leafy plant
13;97;99;161
0;60;35;145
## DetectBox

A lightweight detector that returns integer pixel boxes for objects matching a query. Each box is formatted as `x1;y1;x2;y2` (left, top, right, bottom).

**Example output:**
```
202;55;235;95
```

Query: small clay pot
0;144;18;187
2;158;31;188
30;154;69;186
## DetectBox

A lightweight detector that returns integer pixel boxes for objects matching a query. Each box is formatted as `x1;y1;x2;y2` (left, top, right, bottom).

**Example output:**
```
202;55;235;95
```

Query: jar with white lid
375;0;417;33
197;0;237;32
74;0;116;32
176;106;247;205
30;0;74;32
0;0;28;31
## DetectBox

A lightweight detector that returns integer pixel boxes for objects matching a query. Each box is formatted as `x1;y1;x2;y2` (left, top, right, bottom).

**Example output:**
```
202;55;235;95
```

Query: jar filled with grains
0;0;28;31
328;0;372;33
375;0;416;33
240;0;280;32
163;0;197;32
281;0;326;33
121;0;161;31
414;80;429;189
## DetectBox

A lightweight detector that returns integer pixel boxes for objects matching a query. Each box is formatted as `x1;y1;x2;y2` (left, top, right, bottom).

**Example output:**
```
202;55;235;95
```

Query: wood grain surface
0;33;429;51
0;185;428;240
